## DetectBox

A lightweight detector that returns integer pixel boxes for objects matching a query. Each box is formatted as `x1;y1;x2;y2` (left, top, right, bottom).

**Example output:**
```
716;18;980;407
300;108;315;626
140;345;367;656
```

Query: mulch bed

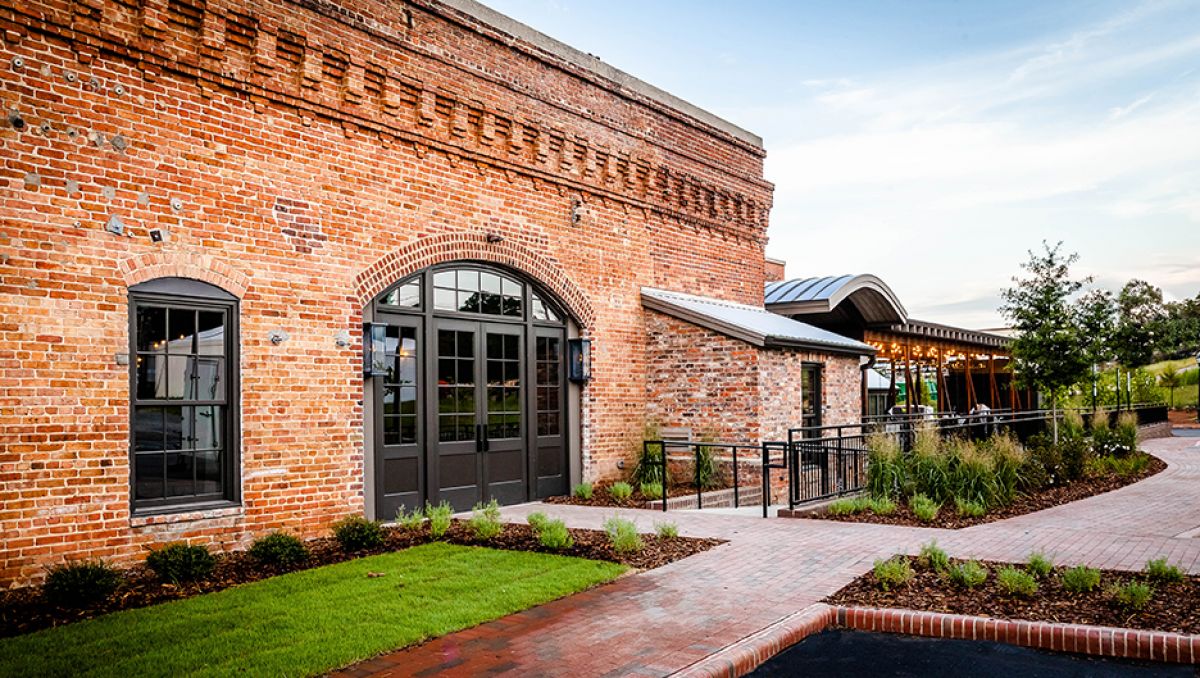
826;556;1200;635
0;520;722;639
801;455;1165;529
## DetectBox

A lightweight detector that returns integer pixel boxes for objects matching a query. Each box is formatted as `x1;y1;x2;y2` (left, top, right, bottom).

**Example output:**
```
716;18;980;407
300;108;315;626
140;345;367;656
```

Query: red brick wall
645;311;862;442
758;350;862;440
644;312;762;442
0;0;772;585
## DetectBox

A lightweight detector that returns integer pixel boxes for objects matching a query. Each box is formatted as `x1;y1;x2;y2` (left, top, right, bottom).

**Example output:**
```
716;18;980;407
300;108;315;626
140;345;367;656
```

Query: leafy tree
1111;279;1165;368
1158;294;1200;360
1000;242;1091;440
1075;289;1115;407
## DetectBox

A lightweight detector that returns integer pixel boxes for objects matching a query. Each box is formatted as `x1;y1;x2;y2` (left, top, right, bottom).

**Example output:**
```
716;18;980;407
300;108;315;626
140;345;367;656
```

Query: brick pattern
679;603;1200;677
757;347;859;439
672;604;835;678
344;437;1200;676
835;606;1200;665
644;311;861;443
0;0;772;584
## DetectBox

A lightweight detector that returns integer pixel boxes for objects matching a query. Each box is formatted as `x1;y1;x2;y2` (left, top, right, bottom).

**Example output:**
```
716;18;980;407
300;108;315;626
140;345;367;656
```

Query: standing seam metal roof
641;287;875;355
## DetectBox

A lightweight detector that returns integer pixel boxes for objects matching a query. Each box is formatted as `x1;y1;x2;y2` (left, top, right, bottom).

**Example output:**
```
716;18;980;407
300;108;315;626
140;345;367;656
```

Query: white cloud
762;1;1200;327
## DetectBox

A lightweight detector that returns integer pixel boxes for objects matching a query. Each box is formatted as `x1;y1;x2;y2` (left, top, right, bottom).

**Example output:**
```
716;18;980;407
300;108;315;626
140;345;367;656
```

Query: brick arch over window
119;251;251;298
354;233;595;328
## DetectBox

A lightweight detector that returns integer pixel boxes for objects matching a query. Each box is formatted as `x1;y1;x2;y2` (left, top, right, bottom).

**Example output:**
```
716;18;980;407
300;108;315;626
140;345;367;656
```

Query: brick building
0;0;870;585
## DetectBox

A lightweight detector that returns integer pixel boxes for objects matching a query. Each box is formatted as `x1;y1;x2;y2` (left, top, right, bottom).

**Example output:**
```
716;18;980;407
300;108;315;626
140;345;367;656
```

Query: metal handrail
645;439;761;512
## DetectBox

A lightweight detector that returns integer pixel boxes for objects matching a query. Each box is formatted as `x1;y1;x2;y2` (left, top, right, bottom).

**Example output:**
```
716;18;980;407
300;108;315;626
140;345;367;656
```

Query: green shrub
986;433;1026;505
572;482;594;500
43;560;121;608
909;493;940;523
639;481;664;500
1108;581;1153;611
526;512;549;532
917;541;949;573
1090;414;1115;456
332;515;386;552
631;438;667;486
468;499;503;540
1093;454;1149;476
608;481;633;501
1027;552;1053;579
536;519;574;550
872;556;914;591
1061;409;1086;439
828;497;869;515
954;497;986;518
1113;412;1140;456
654;521;679;539
145;542;216;584
1021;434;1060;490
908;428;950;502
248;532;309;568
947;439;995;508
1062;565;1102;593
395;505;425;531
426;501;453;538
1144;558;1184;583
948;560;988;588
867;496;897;515
1058;435;1092;482
603;516;643;554
866;433;904;499
997;566;1038;597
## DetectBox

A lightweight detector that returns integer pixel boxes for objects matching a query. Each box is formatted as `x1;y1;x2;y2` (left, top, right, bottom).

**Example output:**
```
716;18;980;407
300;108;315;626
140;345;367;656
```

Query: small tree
1158;369;1181;408
1000;242;1091;441
1076;289;1115;409
1111;280;1165;369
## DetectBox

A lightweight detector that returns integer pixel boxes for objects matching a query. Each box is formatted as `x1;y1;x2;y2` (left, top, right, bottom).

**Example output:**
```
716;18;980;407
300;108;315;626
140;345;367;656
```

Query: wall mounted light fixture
364;322;389;376
567;338;591;382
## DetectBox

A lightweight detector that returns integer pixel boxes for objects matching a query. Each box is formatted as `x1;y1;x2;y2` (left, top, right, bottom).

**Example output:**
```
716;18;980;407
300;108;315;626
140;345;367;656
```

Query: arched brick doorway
366;262;573;516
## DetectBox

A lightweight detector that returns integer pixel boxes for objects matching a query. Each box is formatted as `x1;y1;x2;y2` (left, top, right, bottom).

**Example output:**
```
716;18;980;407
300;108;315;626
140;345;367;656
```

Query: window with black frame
800;363;822;434
129;278;238;511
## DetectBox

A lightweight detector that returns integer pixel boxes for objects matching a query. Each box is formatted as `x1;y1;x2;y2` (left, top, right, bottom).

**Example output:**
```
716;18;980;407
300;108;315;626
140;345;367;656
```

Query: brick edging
671;604;834;677
836;606;1199;665
672;605;1199;676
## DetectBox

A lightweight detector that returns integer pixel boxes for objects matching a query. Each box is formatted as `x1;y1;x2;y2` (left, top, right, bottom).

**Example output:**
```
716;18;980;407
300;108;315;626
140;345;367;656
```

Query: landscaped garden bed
0;507;720;639
806;453;1164;529
802;410;1161;528
826;544;1200;634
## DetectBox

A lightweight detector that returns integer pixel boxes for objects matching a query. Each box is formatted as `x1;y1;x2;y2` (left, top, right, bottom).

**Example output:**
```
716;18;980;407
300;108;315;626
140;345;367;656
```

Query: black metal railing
643;439;763;512
641;405;1168;514
783;404;1169;507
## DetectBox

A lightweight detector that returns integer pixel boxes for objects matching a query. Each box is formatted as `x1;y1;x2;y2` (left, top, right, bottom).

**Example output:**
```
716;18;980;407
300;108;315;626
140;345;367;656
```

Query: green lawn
0;542;625;678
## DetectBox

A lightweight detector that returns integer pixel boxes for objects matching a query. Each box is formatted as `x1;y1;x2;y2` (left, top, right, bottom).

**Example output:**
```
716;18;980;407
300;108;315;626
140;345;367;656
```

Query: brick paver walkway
336;436;1200;677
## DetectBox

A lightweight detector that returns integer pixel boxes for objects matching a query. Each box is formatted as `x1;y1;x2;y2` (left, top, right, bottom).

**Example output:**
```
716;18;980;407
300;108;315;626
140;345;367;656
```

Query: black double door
373;315;567;517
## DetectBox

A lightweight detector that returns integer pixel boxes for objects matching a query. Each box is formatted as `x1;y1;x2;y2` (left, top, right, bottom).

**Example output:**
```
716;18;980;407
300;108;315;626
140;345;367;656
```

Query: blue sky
485;0;1200;327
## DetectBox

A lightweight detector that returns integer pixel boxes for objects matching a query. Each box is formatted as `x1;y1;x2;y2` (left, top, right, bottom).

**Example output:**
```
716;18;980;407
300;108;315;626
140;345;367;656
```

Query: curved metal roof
765;274;908;325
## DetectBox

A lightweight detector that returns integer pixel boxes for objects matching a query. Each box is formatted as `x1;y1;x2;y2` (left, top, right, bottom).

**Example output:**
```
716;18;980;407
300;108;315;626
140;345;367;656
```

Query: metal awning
642;287;875;355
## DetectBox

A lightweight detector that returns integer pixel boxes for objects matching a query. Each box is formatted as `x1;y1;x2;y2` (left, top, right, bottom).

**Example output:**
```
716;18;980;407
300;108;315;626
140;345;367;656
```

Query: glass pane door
482;324;525;505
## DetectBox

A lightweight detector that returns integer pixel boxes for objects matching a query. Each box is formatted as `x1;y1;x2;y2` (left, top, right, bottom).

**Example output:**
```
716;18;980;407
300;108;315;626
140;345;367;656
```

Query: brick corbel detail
353;232;595;329
119;251;252;298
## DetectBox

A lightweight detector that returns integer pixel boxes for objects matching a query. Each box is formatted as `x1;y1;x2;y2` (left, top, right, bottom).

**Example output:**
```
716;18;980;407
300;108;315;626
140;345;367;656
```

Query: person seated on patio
969;403;992;419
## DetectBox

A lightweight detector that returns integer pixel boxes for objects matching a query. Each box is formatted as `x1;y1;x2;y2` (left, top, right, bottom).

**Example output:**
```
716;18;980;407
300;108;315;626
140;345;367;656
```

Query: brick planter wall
0;0;772;584
676;603;1200;677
